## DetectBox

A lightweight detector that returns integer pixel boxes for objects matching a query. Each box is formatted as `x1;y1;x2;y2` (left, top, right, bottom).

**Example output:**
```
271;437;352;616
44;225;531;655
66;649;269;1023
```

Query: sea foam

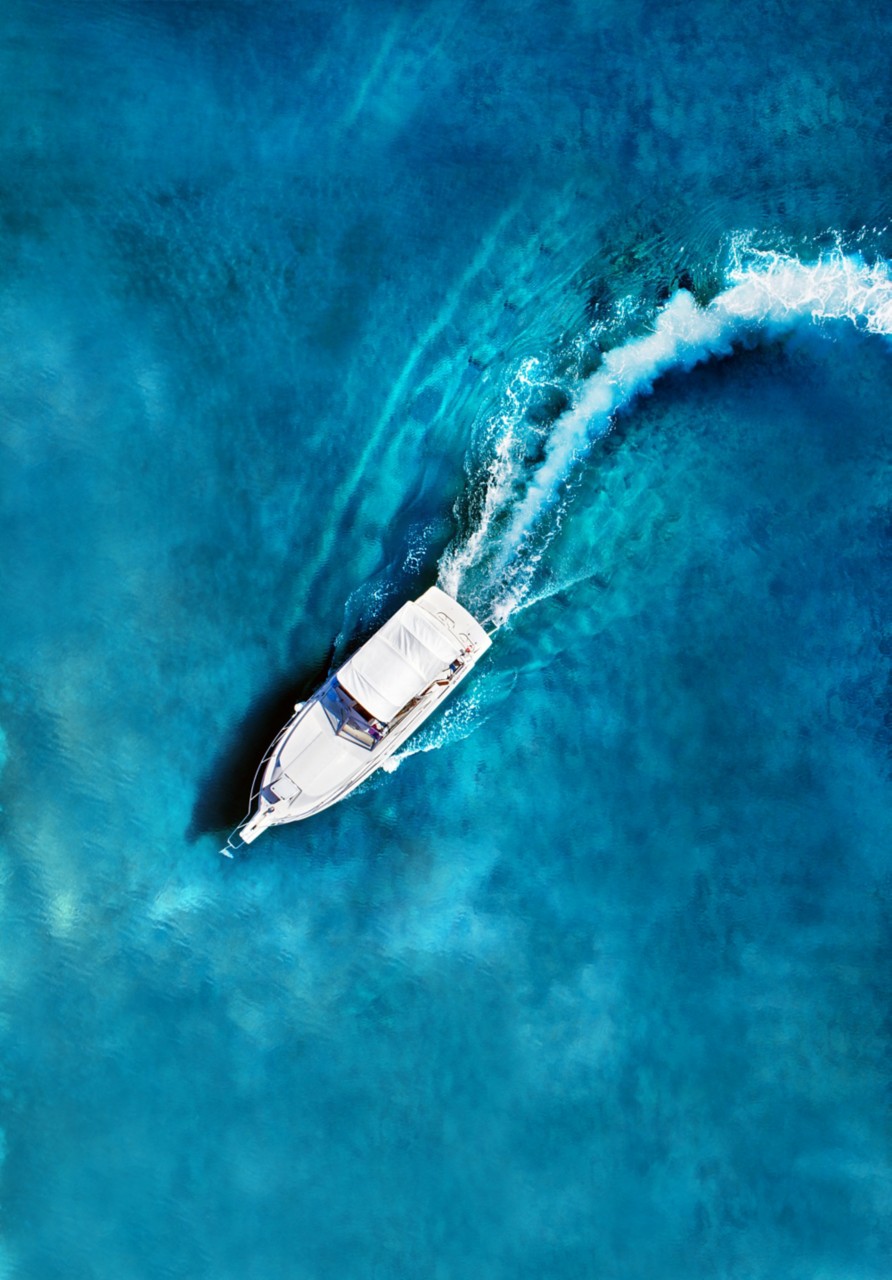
439;248;892;625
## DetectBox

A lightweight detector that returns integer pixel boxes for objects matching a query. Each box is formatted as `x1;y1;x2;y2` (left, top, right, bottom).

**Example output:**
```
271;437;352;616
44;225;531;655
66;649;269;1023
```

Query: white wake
438;246;892;626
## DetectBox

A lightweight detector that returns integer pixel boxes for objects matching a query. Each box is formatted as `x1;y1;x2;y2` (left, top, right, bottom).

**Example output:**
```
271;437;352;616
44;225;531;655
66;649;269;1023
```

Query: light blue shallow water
1;2;891;1276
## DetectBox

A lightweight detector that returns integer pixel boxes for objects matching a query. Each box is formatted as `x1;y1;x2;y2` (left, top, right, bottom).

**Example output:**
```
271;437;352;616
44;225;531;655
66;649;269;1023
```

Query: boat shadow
186;657;332;843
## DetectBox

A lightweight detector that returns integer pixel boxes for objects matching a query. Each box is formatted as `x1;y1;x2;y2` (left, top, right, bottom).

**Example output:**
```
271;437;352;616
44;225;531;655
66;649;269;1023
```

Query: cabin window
321;681;384;751
339;720;378;749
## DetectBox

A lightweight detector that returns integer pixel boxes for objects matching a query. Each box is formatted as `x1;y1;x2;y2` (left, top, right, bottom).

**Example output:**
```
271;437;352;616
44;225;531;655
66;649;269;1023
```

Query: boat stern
415;585;492;655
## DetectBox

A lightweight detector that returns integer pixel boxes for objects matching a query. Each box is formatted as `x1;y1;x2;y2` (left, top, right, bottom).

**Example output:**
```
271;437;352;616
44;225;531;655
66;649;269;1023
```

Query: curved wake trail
439;248;892;626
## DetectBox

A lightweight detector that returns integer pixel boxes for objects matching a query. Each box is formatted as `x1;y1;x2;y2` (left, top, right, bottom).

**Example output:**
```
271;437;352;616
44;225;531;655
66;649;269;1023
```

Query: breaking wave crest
438;245;892;627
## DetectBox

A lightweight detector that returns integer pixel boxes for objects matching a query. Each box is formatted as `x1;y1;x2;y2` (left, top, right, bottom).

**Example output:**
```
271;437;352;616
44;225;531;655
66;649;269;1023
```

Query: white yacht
223;586;491;851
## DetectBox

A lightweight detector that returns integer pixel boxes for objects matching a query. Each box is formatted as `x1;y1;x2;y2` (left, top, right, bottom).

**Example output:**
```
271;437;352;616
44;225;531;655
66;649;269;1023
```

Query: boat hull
232;586;491;847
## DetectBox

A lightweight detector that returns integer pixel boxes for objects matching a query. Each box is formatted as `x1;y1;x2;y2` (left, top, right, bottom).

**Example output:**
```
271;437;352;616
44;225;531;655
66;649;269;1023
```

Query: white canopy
337;601;463;723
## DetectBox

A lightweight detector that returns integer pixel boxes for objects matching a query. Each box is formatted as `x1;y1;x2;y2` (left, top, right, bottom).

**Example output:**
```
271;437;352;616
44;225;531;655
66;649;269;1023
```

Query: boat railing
219;708;299;857
386;657;463;730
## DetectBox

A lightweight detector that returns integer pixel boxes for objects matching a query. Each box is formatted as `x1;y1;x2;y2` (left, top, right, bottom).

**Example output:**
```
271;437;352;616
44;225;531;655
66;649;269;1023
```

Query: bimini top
337;587;481;723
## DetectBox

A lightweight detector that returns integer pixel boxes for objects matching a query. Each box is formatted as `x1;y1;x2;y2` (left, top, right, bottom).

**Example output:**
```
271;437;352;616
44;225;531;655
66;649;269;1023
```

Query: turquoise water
2;1;892;1276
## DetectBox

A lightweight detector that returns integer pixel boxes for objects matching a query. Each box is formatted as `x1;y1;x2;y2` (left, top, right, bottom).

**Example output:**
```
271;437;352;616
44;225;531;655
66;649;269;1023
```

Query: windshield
321;681;384;750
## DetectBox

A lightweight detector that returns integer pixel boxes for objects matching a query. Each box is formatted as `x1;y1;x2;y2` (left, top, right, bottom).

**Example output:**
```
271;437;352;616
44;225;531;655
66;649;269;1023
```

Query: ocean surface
2;1;891;1276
